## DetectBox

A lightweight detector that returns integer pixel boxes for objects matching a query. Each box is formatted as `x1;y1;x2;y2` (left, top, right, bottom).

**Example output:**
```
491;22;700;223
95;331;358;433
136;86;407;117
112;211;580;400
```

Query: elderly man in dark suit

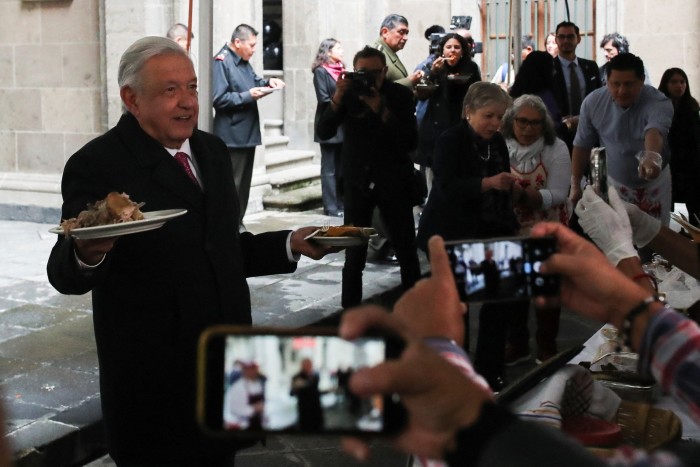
317;46;421;308
552;21;601;150
47;36;325;466
212;23;285;226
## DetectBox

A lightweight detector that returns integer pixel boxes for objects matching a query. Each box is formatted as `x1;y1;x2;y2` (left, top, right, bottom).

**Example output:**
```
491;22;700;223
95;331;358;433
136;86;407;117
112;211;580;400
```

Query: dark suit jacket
553;56;601;148
312;66;343;144
46;113;296;464
212;43;268;148
553;56;601;116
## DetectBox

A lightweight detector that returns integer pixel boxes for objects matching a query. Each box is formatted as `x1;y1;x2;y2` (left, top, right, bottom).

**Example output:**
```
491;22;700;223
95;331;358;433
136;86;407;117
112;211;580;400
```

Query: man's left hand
290;226;339;260
268;78;286;89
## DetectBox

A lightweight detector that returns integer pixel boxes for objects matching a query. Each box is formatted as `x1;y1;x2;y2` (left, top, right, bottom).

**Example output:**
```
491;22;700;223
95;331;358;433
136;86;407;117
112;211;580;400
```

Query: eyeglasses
556;34;577;40
514;117;543;129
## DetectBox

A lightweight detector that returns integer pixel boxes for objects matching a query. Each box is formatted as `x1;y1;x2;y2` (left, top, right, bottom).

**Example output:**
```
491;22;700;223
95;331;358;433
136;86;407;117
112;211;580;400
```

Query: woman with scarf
417;82;519;391
502;94;571;365
312;38;345;217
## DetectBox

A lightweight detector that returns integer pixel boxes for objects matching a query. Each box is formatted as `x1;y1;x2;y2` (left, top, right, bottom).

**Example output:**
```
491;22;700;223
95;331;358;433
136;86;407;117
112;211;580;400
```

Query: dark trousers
228;147;256;224
474;299;529;383
342;183;420;308
320;143;343;215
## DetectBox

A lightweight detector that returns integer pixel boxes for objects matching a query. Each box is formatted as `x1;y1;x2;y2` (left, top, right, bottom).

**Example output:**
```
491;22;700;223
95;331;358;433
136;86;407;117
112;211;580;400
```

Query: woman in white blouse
501;94;571;365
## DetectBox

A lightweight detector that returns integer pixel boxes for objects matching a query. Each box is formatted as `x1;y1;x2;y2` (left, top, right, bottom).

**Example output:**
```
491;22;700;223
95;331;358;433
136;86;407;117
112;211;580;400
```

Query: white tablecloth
511;324;700;440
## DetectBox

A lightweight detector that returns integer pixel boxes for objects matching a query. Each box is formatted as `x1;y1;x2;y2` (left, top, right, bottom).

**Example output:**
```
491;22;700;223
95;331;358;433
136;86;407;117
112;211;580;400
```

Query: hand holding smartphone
445;236;560;303
197;326;406;437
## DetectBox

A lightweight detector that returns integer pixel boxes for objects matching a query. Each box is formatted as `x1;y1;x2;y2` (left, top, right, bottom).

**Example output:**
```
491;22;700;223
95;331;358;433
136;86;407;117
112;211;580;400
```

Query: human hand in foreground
530;221;650;328
290;226;338;260
574;186;637;265
339;236;490;461
392;236;467;344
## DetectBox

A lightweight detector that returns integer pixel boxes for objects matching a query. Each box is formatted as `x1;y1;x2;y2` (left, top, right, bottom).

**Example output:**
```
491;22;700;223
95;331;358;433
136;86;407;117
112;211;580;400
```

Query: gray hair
118;36;189;91
462;82;512;118
501;94;557;144
379;14;408;34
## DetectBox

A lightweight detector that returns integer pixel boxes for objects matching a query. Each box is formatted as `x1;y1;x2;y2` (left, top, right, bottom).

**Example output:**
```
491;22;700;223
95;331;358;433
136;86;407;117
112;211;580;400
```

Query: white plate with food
50;209;188;240
305;226;377;247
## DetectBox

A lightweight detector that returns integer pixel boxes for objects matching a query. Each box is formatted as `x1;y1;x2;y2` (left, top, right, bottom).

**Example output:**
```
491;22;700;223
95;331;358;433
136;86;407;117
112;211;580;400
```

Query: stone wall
0;0;102;175
0;0;699;183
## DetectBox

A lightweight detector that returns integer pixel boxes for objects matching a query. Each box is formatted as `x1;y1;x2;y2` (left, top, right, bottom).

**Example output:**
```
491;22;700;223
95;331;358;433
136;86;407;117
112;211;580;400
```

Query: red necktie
174;152;199;186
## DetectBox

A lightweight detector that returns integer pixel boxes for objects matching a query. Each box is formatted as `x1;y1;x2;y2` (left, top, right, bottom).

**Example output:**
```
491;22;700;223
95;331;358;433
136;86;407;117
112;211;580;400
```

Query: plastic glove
624;202;661;248
636;151;662;180
574;186;637;265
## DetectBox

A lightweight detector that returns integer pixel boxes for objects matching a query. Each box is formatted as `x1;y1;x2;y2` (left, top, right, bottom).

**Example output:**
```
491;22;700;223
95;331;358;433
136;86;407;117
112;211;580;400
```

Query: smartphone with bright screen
444;236;559;303
197;326;406;437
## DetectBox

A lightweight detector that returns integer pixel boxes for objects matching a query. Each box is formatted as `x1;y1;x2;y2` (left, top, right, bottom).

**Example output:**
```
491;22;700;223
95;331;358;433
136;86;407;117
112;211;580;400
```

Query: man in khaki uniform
372;14;423;88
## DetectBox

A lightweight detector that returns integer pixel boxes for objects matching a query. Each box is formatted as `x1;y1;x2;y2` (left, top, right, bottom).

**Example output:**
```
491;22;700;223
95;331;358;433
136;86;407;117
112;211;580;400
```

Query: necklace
479;143;491;162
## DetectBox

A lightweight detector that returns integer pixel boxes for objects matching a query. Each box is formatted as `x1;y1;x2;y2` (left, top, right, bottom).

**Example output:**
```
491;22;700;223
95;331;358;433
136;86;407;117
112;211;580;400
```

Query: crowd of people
35;11;699;467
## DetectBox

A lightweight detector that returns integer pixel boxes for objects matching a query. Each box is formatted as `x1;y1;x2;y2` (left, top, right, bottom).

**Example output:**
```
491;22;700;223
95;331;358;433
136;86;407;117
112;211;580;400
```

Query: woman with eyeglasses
417;82;520;391
501;94;571;366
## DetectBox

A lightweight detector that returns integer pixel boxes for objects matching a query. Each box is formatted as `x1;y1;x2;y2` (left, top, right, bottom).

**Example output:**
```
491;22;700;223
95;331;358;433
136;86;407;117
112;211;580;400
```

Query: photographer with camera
317;46;421;309
416;33;481;188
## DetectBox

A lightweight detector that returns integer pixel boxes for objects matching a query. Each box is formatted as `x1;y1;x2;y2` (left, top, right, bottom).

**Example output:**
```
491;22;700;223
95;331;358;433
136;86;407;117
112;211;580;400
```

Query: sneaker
504;344;532;366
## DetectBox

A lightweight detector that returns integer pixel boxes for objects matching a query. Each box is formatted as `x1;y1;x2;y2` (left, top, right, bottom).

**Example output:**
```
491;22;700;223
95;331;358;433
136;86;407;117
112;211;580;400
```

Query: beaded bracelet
617;294;663;350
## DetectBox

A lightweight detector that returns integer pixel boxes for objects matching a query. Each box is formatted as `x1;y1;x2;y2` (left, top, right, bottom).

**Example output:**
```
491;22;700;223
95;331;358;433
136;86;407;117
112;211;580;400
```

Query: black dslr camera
344;71;376;96
429;33;446;55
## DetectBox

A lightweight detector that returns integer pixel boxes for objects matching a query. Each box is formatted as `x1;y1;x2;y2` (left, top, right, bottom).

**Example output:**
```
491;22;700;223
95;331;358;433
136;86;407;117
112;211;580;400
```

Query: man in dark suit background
212;23;285;226
317;46;421;308
47;36;326;466
552;21;601;150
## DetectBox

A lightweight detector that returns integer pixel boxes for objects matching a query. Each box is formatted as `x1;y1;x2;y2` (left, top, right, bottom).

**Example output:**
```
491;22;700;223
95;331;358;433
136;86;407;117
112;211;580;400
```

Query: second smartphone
197;326;406;438
445;236;560;303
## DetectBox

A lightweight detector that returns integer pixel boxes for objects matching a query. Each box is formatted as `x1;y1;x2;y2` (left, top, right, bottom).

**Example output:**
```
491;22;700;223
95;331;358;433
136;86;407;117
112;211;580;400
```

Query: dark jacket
417;58;481;166
553;56;601;148
312;66;343;144
417;121;518;249
46;113;295;464
669;105;700;204
317;79;417;194
212;43;268;148
553;56;601;116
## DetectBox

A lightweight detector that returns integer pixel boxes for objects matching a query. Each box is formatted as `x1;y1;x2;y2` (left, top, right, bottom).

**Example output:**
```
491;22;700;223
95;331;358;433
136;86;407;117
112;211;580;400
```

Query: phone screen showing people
445;236;559;303
217;334;402;434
